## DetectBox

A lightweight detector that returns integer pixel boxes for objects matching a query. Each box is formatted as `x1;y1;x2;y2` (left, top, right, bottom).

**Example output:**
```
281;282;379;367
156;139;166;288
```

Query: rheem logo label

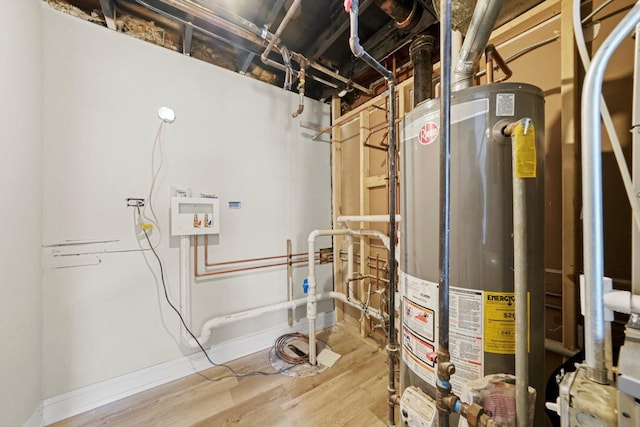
418;122;439;145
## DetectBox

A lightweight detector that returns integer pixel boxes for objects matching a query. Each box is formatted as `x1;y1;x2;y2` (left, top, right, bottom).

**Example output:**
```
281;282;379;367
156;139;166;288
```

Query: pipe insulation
579;0;640;385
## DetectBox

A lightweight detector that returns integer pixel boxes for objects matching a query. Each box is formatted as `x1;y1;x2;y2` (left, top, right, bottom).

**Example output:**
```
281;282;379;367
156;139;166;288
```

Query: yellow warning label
484;292;529;354
513;122;536;178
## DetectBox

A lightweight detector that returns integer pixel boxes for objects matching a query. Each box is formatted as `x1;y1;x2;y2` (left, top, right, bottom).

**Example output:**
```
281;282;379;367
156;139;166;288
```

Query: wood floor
50;323;392;427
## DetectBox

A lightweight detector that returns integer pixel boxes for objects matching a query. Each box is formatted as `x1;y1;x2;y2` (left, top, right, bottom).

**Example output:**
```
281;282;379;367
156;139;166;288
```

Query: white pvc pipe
329;291;385;321
178;228;390;351
604;290;640;315
308;229;352;364
179;235;192;345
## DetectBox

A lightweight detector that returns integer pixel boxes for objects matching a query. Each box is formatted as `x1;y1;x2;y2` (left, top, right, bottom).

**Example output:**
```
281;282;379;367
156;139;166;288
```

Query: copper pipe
485;53;494;83
195;241;316;276
202;235;313;266
195;259;315;277
485;44;512;84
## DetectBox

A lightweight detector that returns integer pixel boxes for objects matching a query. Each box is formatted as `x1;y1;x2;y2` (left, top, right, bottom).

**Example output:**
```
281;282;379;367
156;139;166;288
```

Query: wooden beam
560;0;578;351
365;174;387;189
359;109;371;338
331;96;345;322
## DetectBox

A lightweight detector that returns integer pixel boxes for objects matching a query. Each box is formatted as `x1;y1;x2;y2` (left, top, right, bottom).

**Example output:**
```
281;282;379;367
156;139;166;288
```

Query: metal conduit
579;0;640;385
437;0;453;425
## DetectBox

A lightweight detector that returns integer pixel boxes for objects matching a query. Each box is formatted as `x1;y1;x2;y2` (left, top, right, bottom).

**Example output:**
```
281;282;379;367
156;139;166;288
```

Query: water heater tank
400;82;545;425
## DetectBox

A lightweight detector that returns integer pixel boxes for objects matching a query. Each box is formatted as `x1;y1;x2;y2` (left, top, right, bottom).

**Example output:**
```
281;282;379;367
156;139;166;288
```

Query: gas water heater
400;82;546;425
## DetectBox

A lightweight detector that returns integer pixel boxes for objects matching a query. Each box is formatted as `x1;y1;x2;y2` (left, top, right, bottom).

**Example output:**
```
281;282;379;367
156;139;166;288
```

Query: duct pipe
347;3;398;424
375;0;422;30
580;0;640;385
437;0;453;425
452;0;506;91
410;34;436;107
261;0;301;64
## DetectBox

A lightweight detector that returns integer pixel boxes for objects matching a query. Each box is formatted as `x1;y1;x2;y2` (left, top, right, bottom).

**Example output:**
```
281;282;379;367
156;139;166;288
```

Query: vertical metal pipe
388;81;397;427
633;22;640;299
437;0;452;425
511;119;531;427
347;2;397;424
580;0;640;384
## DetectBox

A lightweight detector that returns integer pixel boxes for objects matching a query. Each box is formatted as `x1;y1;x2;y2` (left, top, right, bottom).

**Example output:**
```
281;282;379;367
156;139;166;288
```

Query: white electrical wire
139;121;166;247
573;0;640;233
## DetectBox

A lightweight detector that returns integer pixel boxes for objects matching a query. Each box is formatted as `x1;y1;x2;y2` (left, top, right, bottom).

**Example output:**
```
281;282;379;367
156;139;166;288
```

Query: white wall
41;6;332;399
0;0;43;425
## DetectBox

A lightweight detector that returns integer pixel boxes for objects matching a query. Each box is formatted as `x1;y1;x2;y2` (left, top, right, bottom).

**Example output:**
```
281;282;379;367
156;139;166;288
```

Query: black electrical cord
137;207;293;378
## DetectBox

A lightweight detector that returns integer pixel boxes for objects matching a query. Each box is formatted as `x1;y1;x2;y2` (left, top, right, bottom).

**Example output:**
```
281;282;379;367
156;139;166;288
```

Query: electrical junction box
171;196;219;236
400;386;436;427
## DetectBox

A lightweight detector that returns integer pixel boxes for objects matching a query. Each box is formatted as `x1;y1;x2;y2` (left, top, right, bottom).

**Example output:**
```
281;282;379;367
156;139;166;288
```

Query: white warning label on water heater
449;287;484;395
401;271;438;387
496;93;515;117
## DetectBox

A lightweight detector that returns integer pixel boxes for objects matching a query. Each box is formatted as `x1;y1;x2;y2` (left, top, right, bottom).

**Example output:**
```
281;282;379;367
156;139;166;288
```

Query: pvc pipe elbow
604;290;640;315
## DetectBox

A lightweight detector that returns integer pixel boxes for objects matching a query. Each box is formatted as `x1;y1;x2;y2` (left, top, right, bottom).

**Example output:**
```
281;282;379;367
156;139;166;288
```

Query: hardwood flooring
50;323;392;427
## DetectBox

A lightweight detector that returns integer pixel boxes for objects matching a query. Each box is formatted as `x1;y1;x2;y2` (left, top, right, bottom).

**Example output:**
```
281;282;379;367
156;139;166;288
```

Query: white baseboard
43;311;335;425
24;402;44;427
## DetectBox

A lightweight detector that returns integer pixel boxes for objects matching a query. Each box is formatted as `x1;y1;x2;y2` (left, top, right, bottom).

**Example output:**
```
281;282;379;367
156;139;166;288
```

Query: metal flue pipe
347;1;397;424
452;0;505;90
410;34;436;107
579;0;640;385
437;0;453;425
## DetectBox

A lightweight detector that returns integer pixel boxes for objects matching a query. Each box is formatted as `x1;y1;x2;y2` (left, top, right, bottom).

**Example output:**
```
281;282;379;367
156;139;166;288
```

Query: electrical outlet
126;198;145;207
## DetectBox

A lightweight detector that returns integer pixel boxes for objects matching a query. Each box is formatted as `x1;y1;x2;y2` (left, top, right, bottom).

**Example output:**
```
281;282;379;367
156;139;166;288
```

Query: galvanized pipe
634;22;640;298
579;0;640;384
261;0;302;64
507;118;532;427
147;0;371;94
437;0;452;425
348;0;395;82
452;0;505;91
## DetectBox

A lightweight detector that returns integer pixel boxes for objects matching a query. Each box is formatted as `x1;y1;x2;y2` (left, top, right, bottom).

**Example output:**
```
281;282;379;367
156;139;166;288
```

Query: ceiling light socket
158;106;176;124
